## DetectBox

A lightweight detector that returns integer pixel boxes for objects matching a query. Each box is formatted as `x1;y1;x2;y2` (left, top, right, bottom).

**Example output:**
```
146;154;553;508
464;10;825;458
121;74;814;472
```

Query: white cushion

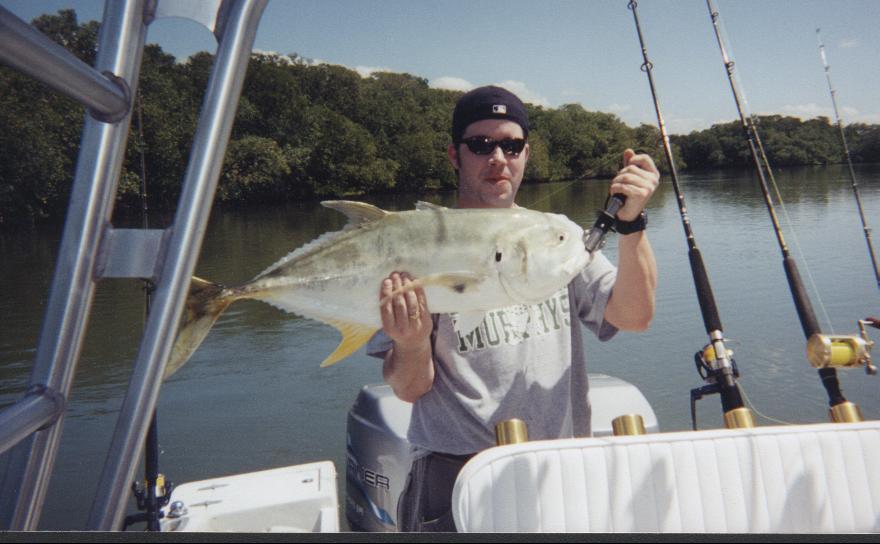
452;421;880;532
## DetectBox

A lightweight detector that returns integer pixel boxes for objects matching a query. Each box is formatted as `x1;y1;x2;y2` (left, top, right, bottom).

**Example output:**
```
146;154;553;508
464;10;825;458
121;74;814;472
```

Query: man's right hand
380;271;435;403
380;271;433;347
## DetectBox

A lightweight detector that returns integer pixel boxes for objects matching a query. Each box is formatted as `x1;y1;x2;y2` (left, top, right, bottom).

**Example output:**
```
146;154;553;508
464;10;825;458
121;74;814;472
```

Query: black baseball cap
451;85;529;143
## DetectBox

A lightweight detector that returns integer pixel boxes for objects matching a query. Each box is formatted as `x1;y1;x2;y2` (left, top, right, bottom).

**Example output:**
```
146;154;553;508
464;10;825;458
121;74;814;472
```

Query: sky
3;0;878;134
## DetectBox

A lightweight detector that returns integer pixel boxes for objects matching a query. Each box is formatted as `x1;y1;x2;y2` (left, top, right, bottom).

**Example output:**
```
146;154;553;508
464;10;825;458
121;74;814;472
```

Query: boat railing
0;0;268;530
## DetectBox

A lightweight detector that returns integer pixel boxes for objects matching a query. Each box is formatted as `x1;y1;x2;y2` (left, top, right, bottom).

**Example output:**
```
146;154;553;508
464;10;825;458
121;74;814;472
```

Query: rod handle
584;194;626;253
689;248;723;333
782;256;821;339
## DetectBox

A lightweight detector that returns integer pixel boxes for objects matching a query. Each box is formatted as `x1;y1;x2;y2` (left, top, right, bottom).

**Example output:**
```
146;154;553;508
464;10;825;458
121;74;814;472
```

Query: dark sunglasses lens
465;138;496;155
499;139;525;154
464;137;525;155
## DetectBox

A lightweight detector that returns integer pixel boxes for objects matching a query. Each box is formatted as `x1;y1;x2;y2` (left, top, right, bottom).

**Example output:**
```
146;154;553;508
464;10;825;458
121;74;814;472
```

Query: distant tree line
2;10;878;225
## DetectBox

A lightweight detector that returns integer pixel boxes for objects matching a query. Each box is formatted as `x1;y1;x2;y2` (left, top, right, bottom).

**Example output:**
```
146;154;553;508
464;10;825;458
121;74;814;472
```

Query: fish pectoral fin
453;311;488;336
321;200;389;227
418;271;487;293
320;320;378;368
378;272;487;306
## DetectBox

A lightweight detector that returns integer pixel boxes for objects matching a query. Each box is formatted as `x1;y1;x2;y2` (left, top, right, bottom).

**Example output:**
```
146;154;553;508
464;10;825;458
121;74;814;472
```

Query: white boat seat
452;420;880;532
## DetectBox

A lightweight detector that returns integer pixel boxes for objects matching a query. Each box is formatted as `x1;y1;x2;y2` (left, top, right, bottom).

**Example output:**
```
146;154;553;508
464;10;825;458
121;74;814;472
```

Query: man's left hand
610;148;660;222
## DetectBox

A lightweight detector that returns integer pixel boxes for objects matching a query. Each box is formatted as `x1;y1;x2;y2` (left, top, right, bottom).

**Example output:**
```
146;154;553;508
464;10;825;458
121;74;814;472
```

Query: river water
1;164;879;530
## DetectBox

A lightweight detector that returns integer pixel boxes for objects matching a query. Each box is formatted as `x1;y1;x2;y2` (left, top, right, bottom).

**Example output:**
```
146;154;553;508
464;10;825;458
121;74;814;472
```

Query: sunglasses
460;136;526;156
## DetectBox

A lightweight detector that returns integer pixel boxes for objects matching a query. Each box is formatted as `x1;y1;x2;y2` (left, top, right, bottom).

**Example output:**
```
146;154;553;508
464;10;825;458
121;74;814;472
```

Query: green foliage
2;9;878;225
218;135;291;201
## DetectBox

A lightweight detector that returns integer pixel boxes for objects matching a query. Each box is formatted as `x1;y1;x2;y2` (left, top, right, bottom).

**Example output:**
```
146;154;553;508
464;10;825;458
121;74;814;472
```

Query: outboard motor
345;375;658;532
345;384;413;532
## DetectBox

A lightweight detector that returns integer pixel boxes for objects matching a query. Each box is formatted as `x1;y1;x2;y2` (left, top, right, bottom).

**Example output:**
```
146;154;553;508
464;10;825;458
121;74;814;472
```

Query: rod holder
612;414;646;436
495;419;529;445
723;407;755;429
830;401;864;423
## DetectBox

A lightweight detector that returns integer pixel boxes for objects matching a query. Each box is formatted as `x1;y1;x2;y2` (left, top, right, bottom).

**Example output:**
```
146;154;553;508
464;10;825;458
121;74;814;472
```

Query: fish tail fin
164;276;239;379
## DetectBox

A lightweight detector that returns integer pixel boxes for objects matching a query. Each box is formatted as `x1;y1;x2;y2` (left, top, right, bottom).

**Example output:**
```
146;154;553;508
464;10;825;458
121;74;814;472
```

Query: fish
165;200;591;377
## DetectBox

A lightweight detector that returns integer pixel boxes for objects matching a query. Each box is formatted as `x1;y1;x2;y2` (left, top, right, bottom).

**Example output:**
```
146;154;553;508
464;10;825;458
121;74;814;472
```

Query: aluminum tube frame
0;0;146;530
0;5;130;122
0;393;61;458
86;0;268;530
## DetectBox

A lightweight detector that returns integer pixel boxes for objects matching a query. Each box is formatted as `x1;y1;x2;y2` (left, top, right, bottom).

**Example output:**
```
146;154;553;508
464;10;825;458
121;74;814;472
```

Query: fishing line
706;0;873;422
521;149;624;219
712;7;835;334
627;0;754;429
816;28;880;290
736;382;798;426
522;178;579;213
760;140;837;334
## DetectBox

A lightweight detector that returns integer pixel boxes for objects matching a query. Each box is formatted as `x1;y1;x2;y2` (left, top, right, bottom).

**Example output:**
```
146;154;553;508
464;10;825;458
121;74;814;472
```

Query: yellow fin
320;320;379;367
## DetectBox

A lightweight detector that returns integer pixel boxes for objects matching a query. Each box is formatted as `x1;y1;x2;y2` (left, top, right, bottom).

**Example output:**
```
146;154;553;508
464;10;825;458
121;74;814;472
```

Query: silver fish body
166;200;589;376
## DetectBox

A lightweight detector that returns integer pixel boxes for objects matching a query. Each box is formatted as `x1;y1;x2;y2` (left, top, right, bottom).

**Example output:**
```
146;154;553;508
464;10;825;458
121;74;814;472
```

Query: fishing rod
122;89;173;531
627;0;753;430
706;0;874;423
816;28;880;290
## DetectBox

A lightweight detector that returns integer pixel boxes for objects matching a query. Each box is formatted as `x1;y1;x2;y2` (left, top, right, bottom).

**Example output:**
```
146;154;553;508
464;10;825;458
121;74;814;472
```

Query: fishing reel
806;320;876;375
689;340;742;430
690;338;755;429
123;473;175;530
693;342;739;383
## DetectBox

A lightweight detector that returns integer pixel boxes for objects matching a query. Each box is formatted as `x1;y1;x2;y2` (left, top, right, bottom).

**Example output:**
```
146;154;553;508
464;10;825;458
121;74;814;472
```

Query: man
367;85;658;532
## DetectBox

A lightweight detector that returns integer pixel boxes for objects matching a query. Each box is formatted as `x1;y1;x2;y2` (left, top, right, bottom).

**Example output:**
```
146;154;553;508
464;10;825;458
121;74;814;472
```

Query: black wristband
614;210;648;235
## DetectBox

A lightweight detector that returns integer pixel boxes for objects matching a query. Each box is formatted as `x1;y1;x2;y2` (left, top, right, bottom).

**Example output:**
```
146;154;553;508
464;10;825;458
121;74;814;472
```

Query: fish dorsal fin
321;200;389;227
415;200;448;211
320;319;379;367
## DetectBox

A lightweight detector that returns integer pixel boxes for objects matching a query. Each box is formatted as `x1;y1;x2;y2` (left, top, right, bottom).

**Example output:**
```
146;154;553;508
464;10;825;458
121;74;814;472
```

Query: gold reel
806;320;876;375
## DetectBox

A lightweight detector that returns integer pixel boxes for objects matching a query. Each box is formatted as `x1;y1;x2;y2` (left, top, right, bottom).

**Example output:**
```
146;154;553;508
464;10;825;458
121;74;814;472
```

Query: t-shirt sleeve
366;330;393;359
571;250;618;341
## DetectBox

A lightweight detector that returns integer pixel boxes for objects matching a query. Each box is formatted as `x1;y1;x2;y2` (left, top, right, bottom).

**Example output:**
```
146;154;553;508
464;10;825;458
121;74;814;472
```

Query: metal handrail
0;5;130;122
0;0;268;530
88;0;267;529
0;0;149;529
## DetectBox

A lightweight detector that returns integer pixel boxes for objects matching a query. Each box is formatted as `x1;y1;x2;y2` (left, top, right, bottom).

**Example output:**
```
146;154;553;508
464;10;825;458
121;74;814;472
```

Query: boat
1;0;878;534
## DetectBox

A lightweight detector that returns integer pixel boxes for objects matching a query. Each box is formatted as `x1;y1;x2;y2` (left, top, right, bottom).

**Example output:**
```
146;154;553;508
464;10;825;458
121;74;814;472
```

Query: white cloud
430;77;475;91
355;65;393;78
839;39;858;49
608;103;632;113
780;103;831;118
841;105;860;118
427;78;550;108
494;80;551;108
848;111;880;124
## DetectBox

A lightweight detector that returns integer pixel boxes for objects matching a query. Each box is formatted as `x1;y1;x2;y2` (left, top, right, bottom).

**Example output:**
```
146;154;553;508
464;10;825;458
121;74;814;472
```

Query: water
1;164;879;530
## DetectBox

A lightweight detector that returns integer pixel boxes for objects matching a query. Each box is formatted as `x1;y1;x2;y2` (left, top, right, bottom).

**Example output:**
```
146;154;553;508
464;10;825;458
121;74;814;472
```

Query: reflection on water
1;163;879;529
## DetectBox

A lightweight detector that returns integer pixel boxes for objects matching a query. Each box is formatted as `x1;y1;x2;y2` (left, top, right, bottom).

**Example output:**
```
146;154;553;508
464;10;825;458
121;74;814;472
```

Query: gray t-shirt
367;251;618;455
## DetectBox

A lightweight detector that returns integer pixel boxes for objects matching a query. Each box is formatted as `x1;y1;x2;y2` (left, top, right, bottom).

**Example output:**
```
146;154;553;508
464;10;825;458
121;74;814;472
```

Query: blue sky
4;0;878;134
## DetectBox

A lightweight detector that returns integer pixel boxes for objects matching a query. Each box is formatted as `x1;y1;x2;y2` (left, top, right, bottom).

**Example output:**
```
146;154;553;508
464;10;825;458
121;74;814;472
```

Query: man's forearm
383;339;435;403
605;231;657;331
